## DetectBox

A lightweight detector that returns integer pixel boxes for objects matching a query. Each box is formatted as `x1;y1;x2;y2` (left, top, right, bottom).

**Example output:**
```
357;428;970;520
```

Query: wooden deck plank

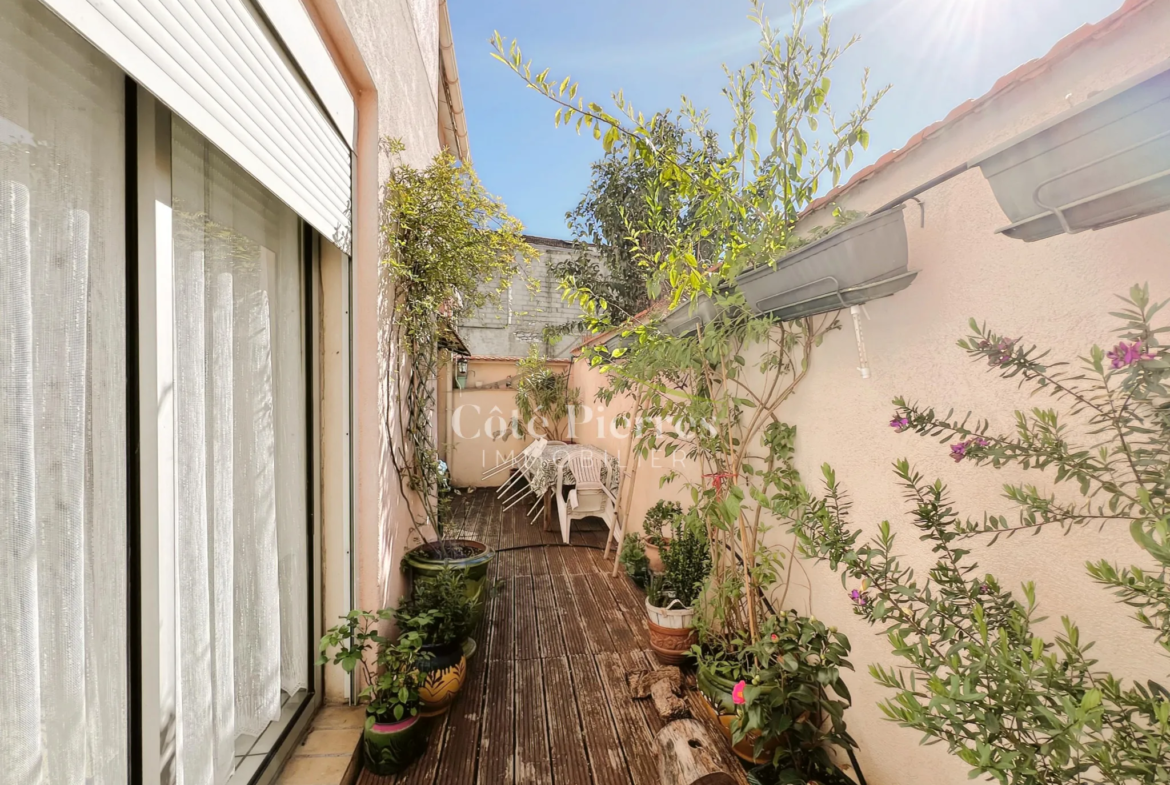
586;572;640;653
568;573;618;654
570;654;634;785
513;577;539;661
532;575;566;660
543;656;592;785
396;712;449;785
595;652;660;785
550;574;591;657
478;657;515;785
488;576;515;663
433;647;489;785
514;659;553;785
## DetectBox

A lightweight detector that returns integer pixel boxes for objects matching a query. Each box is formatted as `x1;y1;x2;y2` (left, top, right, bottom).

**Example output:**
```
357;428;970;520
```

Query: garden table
526;444;619;531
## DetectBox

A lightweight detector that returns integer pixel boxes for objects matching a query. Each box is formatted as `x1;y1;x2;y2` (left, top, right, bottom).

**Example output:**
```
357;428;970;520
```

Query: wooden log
627;666;683;698
650;679;689;721
657;720;738;785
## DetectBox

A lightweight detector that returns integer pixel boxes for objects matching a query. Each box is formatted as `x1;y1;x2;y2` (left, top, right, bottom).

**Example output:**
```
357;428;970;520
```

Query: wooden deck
356;490;732;785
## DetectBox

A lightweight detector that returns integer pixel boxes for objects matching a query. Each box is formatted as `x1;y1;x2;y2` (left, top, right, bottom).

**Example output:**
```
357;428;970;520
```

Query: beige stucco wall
325;0;444;633
569;5;1170;782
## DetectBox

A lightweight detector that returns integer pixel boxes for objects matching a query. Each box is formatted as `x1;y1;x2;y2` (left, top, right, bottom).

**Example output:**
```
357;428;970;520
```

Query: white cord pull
850;305;870;379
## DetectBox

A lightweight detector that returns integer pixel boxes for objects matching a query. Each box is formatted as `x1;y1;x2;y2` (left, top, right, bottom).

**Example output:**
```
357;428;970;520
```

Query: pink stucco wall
567;4;1170;782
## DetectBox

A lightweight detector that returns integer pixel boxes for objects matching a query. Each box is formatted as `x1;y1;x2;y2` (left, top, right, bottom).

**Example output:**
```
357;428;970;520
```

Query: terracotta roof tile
805;0;1152;214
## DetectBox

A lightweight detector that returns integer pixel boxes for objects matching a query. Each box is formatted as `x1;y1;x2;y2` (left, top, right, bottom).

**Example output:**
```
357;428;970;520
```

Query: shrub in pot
618;533;652;588
645;514;709;664
396;567;475;716
696;611;856;776
642;500;683;572
319;612;429;776
403;538;494;624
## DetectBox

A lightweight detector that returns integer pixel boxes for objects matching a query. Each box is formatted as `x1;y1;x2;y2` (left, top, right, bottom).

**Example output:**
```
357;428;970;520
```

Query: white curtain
172;118;309;785
0;1;128;783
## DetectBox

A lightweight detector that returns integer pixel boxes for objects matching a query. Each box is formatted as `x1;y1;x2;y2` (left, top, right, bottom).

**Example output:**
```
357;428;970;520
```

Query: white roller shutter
40;0;354;249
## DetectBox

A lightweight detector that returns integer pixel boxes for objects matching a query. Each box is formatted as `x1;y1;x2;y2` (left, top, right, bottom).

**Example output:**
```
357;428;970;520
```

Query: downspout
438;0;470;163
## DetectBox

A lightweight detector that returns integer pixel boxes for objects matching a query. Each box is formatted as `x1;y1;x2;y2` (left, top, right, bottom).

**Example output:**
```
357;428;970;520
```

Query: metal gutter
438;0;470;164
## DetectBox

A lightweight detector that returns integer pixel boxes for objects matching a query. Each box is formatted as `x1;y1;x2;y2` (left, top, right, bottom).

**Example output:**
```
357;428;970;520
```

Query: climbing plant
381;138;534;536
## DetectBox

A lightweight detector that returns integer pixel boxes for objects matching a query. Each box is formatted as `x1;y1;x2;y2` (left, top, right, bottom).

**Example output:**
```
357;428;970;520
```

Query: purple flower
986;338;1018;367
979;584;991;595
1107;341;1156;369
850;589;867;606
889;415;910;432
950;442;968;462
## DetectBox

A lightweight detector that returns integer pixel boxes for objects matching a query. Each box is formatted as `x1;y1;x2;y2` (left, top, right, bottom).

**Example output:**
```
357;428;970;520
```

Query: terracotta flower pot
404;539;494;624
416;642;467;716
696;664;778;765
643;540;667;573
362;712;429;776
645;598;696;665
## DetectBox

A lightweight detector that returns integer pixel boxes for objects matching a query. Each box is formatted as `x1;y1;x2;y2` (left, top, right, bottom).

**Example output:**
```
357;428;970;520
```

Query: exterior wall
445;358;562;488
459;238;589;359
309;0;452;698
570;5;1170;783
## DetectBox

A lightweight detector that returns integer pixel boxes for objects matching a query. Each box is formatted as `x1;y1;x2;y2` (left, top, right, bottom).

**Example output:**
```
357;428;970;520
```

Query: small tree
794;285;1170;784
492;0;885;647
381;139;535;535
513;347;580;442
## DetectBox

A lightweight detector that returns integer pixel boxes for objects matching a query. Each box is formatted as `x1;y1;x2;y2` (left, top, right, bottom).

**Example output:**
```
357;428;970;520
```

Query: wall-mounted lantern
455;356;469;390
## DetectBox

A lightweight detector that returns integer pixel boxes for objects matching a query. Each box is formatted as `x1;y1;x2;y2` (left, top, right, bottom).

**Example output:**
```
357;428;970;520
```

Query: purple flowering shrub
793;285;1170;785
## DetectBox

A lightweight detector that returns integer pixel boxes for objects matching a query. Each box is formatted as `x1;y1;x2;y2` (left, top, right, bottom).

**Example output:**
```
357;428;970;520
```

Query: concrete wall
459;238;589;359
569;4;1170;783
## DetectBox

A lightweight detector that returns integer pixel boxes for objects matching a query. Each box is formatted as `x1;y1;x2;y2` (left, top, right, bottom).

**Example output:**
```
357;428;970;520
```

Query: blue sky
447;0;1122;240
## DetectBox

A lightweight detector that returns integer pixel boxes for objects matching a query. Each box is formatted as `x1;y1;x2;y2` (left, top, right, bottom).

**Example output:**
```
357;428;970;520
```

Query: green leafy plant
514;346;581;442
318;610;424;722
619;533;652;588
643;499;683;547
396;568;475;649
794;285;1170;784
492;0;881;650
381;138;535;538
657;513;711;608
703;611;856;782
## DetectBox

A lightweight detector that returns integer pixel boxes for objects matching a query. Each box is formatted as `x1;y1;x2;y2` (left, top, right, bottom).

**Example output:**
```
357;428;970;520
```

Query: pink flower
889;415;910;432
732;680;747;706
1107;341;1156;369
850;589;867;606
770;633;779;642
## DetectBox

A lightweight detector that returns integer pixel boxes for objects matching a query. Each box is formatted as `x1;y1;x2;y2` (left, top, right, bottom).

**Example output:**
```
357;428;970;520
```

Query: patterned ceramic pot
363;712;428;776
404;540;494;623
416;642;467;716
645;598;696;665
696;664;778;764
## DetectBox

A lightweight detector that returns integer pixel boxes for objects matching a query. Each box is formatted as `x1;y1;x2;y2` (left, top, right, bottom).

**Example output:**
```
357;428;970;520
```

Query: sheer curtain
171;118;309;785
0;1;128;784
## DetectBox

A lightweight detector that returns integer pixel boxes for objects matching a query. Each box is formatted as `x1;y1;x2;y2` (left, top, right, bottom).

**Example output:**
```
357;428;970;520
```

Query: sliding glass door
169;117;311;785
1;2;320;783
0;0;129;783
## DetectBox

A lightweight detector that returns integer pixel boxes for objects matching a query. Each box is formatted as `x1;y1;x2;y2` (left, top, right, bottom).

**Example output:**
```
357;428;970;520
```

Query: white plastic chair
555;449;619;545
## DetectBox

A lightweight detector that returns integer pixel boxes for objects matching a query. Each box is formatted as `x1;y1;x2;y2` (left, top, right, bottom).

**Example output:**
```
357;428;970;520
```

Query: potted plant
618;533;652;588
696;611;856;777
645;514;709;664
396;567;475;716
318;612;429;776
642;499;682;572
403;538;494;624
